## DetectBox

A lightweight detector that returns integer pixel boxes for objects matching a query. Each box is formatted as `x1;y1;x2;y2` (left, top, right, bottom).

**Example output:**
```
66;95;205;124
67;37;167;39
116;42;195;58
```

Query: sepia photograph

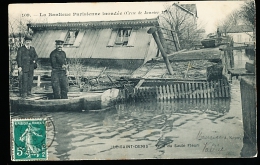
9;1;256;161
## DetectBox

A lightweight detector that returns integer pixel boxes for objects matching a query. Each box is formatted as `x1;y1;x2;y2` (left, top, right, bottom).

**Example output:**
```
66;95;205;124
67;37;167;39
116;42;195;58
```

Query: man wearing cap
16;35;38;98
50;40;69;99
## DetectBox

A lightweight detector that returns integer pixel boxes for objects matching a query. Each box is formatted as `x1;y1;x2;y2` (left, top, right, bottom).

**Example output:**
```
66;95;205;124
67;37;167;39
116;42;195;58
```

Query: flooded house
27;18;160;70
218;25;254;43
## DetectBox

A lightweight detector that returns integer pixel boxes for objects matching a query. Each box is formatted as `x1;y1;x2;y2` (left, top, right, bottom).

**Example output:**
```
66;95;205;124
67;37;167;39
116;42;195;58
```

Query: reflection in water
11;98;235;159
233;50;252;68
10;80;243;159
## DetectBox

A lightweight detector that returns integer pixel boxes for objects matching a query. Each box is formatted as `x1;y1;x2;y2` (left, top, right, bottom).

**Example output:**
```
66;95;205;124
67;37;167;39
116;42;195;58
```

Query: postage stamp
11;118;47;161
9;1;256;160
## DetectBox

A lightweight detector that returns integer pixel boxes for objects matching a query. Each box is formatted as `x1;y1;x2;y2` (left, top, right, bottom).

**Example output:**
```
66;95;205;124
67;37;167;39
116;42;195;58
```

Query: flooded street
233;50;253;68
11;79;244;159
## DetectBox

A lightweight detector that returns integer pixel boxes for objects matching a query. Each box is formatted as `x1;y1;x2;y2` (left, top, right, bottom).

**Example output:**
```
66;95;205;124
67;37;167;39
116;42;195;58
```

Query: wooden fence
119;79;230;101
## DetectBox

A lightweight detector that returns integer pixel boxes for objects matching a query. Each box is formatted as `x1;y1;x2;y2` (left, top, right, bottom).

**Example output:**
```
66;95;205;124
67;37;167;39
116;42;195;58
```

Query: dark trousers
19;69;34;97
51;70;68;99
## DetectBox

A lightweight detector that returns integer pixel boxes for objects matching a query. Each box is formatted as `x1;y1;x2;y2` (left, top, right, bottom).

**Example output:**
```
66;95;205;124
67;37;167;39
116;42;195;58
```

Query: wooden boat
10;88;120;112
10;92;104;112
201;39;216;48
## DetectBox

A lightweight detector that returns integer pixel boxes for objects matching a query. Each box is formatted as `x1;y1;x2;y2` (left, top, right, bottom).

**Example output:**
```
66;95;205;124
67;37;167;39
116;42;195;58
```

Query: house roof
28;18;160;31
172;3;198;17
219;25;253;33
179;4;197;17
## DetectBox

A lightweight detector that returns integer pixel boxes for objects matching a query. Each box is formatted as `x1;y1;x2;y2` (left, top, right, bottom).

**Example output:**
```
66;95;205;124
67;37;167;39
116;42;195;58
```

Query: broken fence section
118;79;230;101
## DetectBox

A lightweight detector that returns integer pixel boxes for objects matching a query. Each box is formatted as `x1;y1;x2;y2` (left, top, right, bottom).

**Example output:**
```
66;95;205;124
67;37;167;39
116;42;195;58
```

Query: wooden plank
192;82;196;99
170;84;174;100
166;85;170;100
135;79;145;88
210;81;214;98
37;75;41;87
221;79;225;98
156;86;159;100
177;83;181;99
153;87;157;98
218;80;222;98
195;83;199;99
173;84;177;99
224;79;230;98
159;86;163;101
180;83;185;99
202;83;206;98
219;79;225;97
188;83;192;99
215;81;219;98
198;83;202;98
185;83;188;98
207;81;211;98
163;85;168;100
213;81;216;98
25;96;44;100
204;82;208;99
219;45;249;51
201;82;207;98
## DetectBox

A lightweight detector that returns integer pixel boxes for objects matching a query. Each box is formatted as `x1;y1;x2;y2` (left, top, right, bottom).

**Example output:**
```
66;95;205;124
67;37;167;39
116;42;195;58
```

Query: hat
24;35;32;41
55;40;64;45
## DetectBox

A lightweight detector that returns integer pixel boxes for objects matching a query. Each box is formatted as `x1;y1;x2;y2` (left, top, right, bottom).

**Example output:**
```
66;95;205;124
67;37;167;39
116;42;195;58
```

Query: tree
159;2;205;50
239;0;255;39
218;10;240;36
218;1;255;39
239;0;255;28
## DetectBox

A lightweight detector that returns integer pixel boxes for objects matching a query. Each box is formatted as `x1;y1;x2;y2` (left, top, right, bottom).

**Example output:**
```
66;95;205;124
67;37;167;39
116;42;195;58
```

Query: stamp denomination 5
11;118;47;161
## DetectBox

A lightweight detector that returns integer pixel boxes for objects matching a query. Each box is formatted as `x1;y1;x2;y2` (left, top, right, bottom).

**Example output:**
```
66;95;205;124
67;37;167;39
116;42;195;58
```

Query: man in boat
16;35;38;98
50;40;69;99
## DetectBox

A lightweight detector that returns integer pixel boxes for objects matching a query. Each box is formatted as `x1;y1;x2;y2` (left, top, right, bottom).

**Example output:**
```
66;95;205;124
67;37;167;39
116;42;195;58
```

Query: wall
227;32;253;43
32;26;158;70
32;27;156;60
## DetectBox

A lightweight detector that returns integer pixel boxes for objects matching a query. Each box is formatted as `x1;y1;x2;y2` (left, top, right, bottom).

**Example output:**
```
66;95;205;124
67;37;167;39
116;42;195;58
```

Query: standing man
50;40;69;99
16;35;38;98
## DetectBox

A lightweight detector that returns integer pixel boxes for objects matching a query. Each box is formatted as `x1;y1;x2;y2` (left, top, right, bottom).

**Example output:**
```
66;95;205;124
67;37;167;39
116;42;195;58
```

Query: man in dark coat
16;35;38;98
50;40;69;99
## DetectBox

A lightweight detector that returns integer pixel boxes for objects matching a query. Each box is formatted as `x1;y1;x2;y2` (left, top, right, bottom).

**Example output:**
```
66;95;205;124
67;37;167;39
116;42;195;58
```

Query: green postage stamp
11;118;47;161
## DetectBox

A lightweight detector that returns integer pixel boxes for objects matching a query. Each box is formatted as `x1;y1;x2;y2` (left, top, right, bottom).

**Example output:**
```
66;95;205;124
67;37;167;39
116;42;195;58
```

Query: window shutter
59;30;68;41
127;29;137;47
107;29;118;47
73;30;85;47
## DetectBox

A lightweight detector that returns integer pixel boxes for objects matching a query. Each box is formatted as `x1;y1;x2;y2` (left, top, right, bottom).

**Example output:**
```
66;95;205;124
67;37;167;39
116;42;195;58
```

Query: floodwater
233;50;253;68
10;79;244;159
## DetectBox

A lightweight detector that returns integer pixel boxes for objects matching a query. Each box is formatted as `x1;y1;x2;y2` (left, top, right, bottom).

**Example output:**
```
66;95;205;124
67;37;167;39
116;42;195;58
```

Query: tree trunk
147;27;174;75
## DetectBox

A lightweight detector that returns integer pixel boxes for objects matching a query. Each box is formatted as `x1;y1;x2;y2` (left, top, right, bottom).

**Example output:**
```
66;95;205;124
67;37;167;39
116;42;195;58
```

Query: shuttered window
107;29;118;47
107;28;136;47
59;30;68;41
62;30;85;47
73;30;85;47
126;29;137;47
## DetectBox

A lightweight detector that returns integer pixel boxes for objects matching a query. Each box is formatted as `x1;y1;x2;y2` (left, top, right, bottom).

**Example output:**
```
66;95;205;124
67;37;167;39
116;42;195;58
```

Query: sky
8;1;245;34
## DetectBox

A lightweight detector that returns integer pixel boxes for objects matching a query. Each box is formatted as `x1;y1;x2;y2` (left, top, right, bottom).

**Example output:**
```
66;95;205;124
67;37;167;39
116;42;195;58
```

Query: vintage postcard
9;1;256;160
